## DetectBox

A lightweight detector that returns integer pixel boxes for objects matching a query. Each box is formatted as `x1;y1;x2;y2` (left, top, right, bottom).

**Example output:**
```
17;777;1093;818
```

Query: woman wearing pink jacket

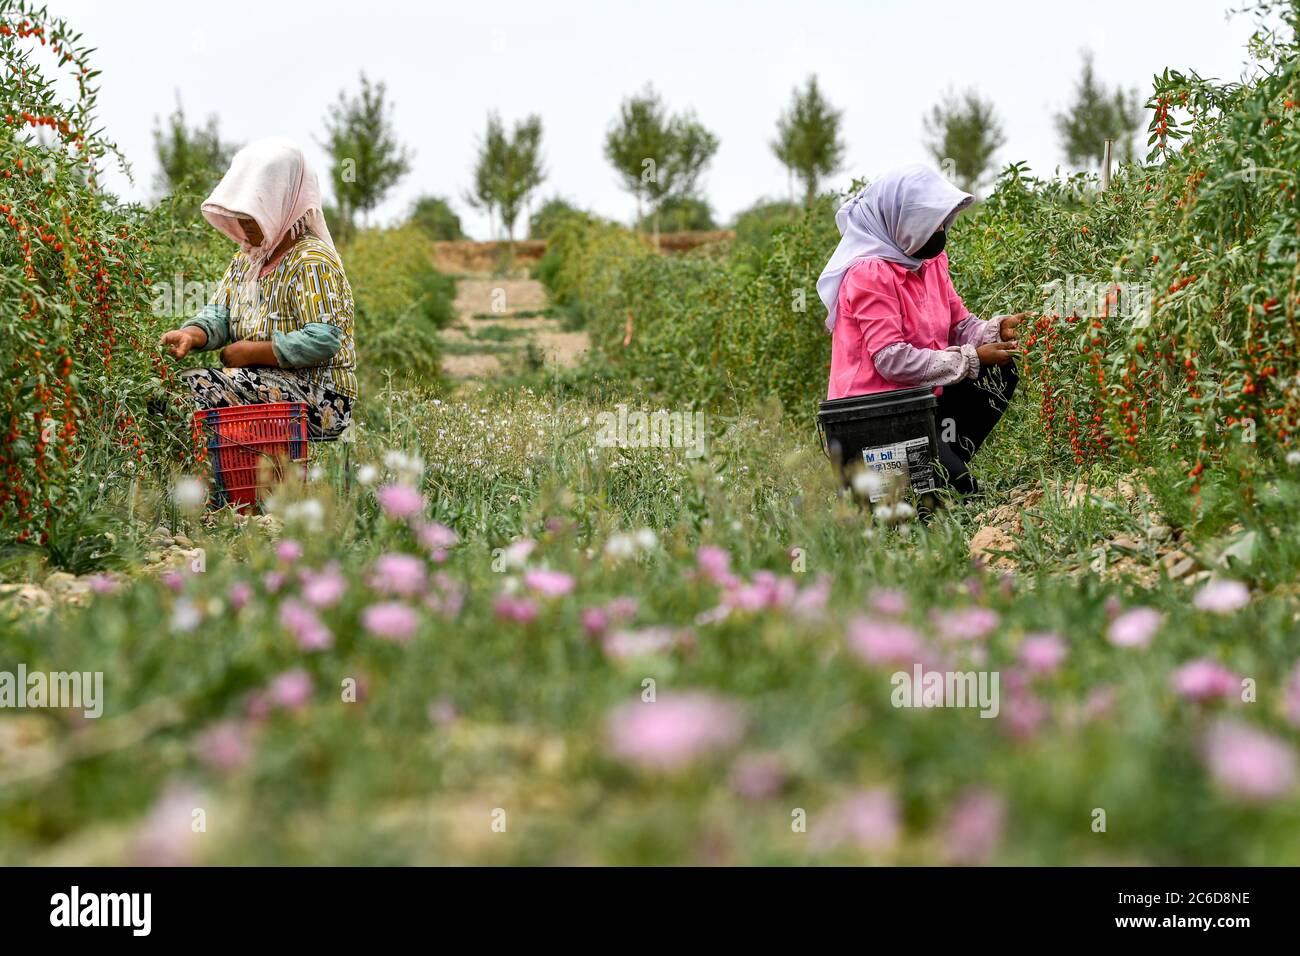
818;164;1027;494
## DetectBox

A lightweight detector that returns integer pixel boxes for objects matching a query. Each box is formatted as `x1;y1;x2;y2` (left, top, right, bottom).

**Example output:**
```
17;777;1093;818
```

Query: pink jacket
827;251;1000;401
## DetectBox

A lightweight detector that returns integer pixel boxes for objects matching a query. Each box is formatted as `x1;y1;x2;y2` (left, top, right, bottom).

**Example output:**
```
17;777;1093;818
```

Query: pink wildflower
523;568;575;598
602;627;677;661
279;598;333;651
268;669;313;711
275;539;303;564
813;788;901;854
932;607;1000;641
944;789;1006;865
1107;607;1162;648
228;580;253;611
607;693;745;772
847;618;925;667
493;595;539;625
1193;579;1250;614
300;562;346;608
1018;633;1068;676
696;545;732;585
368;552;426;597
1170;658;1240;701
376;482;425;520
730;752;788;801
194;720;253;773
1202;719;1297;801
869;588;908;616
361;601;420;644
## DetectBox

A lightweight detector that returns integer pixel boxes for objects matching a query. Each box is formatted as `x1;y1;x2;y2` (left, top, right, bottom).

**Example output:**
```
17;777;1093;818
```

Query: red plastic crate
191;402;309;511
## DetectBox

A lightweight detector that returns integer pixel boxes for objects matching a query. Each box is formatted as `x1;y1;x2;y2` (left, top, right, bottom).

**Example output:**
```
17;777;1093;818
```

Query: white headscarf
817;164;973;330
202;137;337;275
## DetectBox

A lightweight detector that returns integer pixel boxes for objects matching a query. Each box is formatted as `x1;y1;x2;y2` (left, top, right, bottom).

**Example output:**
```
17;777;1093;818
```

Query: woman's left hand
220;340;278;368
998;312;1032;343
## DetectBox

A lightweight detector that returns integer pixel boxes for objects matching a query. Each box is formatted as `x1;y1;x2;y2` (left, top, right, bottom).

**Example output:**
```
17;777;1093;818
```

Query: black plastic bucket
817;386;940;501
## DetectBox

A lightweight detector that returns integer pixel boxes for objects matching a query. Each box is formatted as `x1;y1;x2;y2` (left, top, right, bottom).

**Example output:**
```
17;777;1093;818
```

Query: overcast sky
47;0;1262;239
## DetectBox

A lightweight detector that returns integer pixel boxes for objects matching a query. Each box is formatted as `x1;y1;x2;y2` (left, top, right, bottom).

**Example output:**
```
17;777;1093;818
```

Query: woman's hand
998;311;1032;343
977;342;1018;366
219;340;278;369
159;327;207;359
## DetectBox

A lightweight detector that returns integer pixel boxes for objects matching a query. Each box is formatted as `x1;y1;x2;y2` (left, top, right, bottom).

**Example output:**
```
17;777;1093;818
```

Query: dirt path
440;275;589;381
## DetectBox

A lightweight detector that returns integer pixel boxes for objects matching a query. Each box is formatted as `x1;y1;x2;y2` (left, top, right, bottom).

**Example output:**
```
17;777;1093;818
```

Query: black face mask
912;228;947;260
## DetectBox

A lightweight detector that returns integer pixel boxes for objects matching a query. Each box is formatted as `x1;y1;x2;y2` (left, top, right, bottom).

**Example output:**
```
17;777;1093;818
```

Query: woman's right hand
976;342;1017;366
159;327;207;359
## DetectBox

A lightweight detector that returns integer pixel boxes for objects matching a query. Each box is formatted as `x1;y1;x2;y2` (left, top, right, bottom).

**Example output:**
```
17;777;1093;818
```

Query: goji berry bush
0;2;205;544
954;11;1300;486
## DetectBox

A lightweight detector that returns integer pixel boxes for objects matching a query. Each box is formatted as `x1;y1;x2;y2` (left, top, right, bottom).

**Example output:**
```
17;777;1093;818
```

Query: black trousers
932;362;1018;495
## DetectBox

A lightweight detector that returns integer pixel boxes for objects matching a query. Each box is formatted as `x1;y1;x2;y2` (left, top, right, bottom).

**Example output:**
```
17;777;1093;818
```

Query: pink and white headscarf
817;164;973;331
202;137;336;276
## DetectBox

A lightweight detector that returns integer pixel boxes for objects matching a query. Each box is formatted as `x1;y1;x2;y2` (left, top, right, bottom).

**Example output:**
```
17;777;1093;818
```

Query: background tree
1054;51;1144;168
605;86;718;245
407;195;465;241
771;75;845;207
922;87;1006;194
529;197;586;240
321;73;412;237
639;195;715;233
151;96;237;217
466;113;546;243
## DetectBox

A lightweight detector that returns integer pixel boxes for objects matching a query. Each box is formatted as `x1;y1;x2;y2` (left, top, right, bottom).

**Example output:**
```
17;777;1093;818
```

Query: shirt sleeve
874;342;980;387
181;303;231;352
272;323;344;368
951;314;1002;347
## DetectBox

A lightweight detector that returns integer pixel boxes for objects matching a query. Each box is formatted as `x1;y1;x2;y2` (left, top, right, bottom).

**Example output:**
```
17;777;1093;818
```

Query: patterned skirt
181;367;354;440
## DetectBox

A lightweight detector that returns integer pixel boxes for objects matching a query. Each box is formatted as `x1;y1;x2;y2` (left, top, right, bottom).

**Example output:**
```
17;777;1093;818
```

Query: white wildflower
282;498;325;533
171;476;207;513
851;469;885;500
604;533;637;560
170;598;201;633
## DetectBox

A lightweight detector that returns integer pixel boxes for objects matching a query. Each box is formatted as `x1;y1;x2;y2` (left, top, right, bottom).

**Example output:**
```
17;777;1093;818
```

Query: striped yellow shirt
214;237;359;398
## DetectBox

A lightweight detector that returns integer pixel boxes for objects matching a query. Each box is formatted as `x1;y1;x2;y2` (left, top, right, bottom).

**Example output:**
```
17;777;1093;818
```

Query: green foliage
528;196;584;240
321;73;412;234
1054;51;1145;167
342;226;454;383
407;195;464;241
539;206;836;411
467;113;545;241
922;87;1006;194
772;75;845;207
534;214;651;325
729;198;806;274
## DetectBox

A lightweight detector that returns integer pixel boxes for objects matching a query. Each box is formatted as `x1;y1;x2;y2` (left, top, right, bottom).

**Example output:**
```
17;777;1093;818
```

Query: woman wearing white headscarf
159;138;357;440
817;164;1027;493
